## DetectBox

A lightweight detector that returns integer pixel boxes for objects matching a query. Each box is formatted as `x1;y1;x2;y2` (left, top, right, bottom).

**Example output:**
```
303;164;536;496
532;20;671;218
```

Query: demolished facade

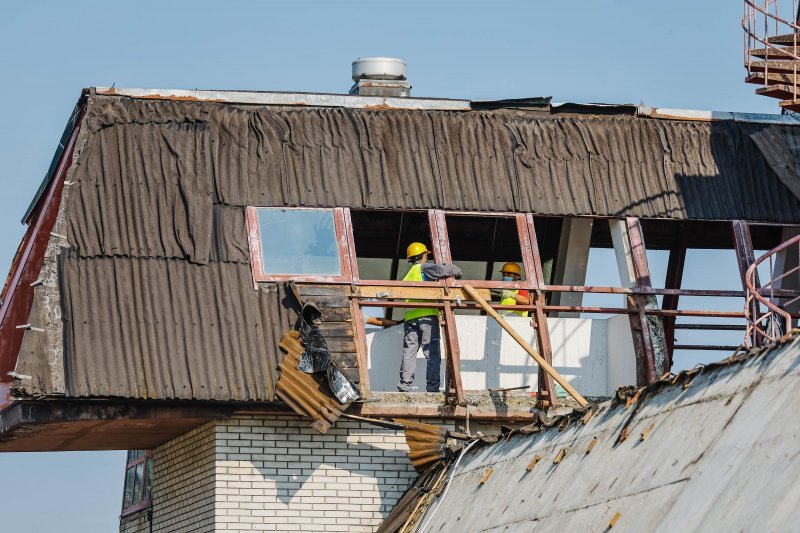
1;83;800;531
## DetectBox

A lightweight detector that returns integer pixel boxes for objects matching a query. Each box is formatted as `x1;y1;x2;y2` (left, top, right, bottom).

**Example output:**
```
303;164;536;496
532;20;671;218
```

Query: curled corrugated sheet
395;418;449;473
276;329;351;433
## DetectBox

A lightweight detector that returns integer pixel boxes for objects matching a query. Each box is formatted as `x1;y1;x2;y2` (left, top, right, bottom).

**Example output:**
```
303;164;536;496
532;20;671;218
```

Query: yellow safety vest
500;290;529;317
403;263;439;321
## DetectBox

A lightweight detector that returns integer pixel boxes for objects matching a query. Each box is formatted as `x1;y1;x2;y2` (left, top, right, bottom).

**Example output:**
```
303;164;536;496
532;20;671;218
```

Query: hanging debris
276;330;351;434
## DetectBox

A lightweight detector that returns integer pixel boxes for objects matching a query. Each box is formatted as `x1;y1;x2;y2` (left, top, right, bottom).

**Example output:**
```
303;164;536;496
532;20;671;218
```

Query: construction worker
398;242;461;393
496;262;530;317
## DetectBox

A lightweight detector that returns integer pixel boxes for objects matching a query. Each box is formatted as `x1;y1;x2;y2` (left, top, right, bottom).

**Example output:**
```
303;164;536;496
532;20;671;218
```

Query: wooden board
356;285;491;301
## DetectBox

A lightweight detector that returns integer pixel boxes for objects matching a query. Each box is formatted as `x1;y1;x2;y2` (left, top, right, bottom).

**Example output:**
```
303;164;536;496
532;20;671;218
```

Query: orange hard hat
500;262;522;276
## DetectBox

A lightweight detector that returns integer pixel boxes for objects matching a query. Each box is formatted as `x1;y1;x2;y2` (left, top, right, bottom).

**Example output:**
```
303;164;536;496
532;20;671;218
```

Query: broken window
248;207;351;282
121;450;153;516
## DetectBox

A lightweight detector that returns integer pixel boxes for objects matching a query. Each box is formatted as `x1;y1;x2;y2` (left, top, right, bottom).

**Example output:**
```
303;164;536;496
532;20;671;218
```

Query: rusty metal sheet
394;418;449;473
276;329;351;433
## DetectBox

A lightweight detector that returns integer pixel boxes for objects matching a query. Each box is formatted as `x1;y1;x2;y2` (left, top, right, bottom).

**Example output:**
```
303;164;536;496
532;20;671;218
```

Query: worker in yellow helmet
495;262;530;317
397;242;461;392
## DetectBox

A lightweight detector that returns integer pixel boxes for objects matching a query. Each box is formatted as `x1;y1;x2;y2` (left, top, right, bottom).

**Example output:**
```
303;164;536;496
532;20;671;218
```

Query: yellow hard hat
406;242;431;260
500;262;522;276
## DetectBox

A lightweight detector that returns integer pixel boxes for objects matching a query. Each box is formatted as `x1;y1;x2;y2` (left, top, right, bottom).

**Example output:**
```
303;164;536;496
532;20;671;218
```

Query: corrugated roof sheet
59;250;295;400
78;95;800;224
13;92;800;403
275;329;350;433
412;333;800;532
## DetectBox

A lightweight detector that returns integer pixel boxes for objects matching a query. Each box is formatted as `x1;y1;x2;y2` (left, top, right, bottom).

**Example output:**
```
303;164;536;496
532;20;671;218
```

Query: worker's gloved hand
500;290;516;300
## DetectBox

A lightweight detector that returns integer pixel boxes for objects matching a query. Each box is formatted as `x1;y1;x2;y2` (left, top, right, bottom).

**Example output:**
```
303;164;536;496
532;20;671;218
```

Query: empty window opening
444;214;525;282
350;210;433;282
532;216;564;286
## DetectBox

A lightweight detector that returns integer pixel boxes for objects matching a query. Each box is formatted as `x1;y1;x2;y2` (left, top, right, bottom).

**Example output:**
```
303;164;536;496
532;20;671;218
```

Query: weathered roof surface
57;251;294;401
413;332;800;532
71;93;800;227
9;89;800;405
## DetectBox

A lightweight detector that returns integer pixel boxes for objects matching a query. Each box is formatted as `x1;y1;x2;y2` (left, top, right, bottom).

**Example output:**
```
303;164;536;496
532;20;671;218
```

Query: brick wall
120;414;438;532
120;422;217;533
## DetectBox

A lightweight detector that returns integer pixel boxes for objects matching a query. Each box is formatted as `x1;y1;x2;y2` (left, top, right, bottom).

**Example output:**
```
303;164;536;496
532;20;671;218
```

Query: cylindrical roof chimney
350;57;411;97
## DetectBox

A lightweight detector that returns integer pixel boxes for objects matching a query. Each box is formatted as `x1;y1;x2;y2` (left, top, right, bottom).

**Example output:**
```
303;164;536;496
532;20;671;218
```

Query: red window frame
121;450;154;517
246;206;354;284
246;207;539;291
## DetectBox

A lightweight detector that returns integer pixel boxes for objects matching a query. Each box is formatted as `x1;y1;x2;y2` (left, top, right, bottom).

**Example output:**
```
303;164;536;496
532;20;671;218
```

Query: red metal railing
745;234;800;347
744;0;800;105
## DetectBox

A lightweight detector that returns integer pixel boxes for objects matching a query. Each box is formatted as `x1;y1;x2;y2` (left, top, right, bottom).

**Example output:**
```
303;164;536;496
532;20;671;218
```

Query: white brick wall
121;414;439;533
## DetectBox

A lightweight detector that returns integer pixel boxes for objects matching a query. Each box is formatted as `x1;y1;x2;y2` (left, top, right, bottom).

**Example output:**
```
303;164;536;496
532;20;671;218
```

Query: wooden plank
329;352;359;367
442;301;465;404
533;292;555;407
326;338;357;353
355;285;490;301
298;295;350;308
297;285;351;297
462;284;588;407
339;367;360;383
349;300;371;398
318;322;354;338
320;307;352;322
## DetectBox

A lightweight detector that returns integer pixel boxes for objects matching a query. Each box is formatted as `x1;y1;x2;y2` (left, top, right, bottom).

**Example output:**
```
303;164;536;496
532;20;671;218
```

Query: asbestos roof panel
59;250;296;401
76;94;800;223
414;334;800;532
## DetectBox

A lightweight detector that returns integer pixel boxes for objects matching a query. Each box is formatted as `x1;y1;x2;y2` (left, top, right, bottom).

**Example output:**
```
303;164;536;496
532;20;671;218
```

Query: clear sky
0;1;780;531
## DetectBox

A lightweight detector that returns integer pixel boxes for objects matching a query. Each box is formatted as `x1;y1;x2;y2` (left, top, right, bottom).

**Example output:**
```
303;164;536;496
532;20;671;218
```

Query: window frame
247;206;354;284
432;211;539;291
120;450;154;518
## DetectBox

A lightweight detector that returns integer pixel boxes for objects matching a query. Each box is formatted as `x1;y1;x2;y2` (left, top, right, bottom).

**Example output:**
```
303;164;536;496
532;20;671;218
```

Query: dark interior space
350;210;431;281
445;215;523;281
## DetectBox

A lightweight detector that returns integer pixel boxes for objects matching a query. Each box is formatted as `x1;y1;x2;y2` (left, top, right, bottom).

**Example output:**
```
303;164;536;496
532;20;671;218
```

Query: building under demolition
3;44;800;531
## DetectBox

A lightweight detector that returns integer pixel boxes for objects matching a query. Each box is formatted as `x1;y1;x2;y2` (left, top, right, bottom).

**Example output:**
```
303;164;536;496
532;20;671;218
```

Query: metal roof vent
350;57;411;97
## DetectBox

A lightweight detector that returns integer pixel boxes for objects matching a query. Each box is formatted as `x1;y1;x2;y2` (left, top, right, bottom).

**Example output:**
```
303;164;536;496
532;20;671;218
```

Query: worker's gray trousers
398;316;441;392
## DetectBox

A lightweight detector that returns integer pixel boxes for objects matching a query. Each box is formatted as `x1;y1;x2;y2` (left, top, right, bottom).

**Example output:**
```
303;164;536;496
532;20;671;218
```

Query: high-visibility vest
500;290;529;317
403;263;439;321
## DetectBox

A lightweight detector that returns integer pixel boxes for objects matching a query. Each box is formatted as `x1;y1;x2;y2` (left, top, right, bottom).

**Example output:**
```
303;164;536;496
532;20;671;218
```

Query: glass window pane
143;459;154;502
127;450;135;463
258;209;341;276
123;467;135;508
132;463;145;504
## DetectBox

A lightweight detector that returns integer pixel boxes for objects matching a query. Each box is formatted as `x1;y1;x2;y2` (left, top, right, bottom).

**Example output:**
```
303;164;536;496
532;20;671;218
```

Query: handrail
744;233;800;347
744;0;800;106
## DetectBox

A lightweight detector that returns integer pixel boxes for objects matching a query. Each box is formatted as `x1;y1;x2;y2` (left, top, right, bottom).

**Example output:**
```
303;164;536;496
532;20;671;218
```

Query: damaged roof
6;87;800;409
405;332;800;532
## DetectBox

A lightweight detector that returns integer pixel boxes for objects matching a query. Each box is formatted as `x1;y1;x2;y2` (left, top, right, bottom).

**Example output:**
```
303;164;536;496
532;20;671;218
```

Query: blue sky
0;1;780;530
